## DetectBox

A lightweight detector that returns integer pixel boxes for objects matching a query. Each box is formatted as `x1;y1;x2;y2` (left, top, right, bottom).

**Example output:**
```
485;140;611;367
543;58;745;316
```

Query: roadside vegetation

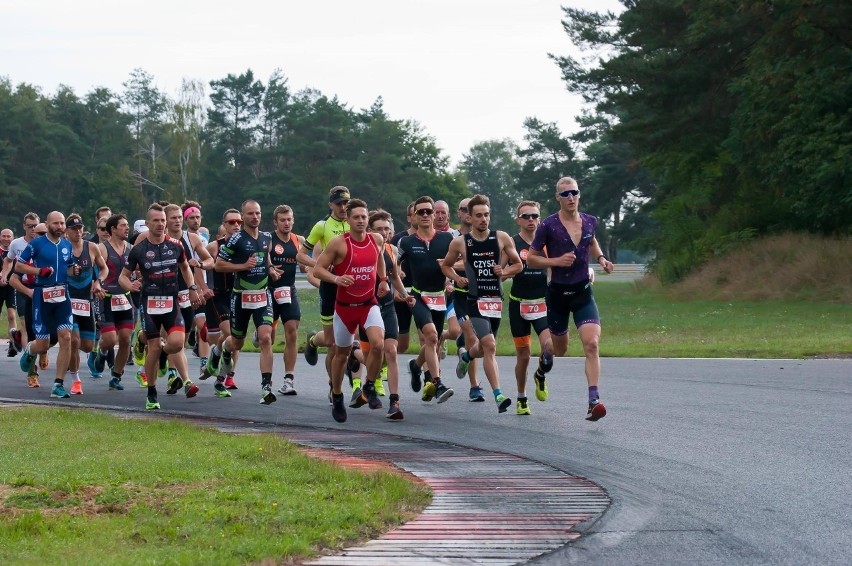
0;407;430;565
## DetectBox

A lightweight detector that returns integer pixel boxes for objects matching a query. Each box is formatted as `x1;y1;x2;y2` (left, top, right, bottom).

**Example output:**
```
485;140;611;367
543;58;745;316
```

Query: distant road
591;263;647;282
293;264;649;289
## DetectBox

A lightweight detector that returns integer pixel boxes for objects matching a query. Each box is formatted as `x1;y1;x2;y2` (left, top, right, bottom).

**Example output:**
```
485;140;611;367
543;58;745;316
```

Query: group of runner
0;176;614;422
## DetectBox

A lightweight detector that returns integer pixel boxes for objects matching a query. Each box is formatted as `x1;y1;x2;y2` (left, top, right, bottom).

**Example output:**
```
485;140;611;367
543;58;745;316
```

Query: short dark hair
105;213;127;235
368;209;392;228
468;194;490;214
346;198;368;216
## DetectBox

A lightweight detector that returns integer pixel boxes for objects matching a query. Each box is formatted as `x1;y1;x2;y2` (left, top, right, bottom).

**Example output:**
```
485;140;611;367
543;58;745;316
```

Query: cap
66;217;84;229
329;186;351;204
133;219;148;233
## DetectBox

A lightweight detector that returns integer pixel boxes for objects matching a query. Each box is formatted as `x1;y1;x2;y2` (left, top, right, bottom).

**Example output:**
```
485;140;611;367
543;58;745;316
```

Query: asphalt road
3;352;850;564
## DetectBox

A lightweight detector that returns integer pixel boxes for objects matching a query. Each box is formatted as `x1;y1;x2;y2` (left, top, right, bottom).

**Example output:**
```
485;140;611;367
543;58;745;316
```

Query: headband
183;206;201;219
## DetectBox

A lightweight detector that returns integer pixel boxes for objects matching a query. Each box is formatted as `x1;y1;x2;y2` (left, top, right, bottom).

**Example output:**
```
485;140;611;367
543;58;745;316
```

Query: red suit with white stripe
333;233;384;346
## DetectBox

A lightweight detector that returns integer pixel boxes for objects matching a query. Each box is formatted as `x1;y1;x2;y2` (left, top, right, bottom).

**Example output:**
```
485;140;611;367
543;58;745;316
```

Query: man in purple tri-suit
527;177;614;422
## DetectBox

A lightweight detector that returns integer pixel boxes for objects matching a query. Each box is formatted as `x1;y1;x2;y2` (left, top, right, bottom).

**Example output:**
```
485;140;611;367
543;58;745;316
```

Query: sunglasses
518;213;540;220
414;208;434;216
36;231;48;236
458;206;468;213
25;224;38;230
98;226;108;232
225;219;243;226
558;189;580;198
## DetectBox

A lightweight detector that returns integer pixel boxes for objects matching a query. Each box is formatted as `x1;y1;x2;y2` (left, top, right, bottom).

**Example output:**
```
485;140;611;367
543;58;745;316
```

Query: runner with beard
311;199;391;423
96;214;137;386
119;204;201;410
443;194;522;413
16;211;76;399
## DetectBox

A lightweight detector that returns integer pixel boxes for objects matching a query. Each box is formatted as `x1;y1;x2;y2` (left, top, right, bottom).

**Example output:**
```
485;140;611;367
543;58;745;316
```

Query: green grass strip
0;407;430;565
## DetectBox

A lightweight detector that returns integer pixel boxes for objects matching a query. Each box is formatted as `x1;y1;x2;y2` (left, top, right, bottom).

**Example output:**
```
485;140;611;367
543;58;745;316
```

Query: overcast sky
1;0;622;166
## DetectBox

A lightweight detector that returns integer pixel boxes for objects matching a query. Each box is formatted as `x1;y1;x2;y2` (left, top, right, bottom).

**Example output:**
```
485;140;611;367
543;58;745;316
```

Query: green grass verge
0;407;431;565
598;282;851;358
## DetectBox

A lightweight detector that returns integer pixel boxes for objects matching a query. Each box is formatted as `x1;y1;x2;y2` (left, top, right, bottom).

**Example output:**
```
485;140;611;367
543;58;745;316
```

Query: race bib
178;289;191;309
146;295;174;315
519;298;547;321
241;290;267;309
420;290;446;311
476;297;503;318
42;285;67;303
110;294;132;312
273;286;292;304
71;299;91;317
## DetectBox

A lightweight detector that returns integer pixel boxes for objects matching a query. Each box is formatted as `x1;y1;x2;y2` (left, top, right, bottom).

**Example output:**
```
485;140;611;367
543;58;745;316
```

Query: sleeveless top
464;231;502;299
336;233;379;306
102;240;131;296
269;232;300;290
68;241;94;299
510;234;548;301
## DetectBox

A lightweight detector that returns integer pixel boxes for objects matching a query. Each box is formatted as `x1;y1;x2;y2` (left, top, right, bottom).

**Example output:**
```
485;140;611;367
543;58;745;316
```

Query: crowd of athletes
0;176;614;421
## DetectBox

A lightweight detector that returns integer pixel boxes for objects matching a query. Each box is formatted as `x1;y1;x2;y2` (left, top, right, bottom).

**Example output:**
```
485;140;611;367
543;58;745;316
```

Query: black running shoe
260;383;277;405
304;332;318;366
331;392;347;422
166;374;183;395
386;400;404;420
409;359;422;392
349;387;368;408
538;350;553;374
364;380;382;410
436;383;454;403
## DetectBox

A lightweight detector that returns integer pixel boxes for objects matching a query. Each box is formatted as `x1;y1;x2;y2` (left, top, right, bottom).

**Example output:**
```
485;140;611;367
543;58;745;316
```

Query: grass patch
0;407;431;565
597;281;851;358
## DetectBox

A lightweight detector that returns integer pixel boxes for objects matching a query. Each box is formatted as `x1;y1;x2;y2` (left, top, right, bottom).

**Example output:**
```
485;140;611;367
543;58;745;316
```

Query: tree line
554;0;851;281
1;67;604;245
4;1;846;281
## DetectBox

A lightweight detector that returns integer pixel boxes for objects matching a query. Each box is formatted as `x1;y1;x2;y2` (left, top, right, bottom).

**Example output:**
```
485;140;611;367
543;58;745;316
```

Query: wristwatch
188;284;199;291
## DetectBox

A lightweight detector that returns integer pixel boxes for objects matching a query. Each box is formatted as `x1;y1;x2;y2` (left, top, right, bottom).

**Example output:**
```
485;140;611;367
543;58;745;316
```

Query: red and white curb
272;430;610;566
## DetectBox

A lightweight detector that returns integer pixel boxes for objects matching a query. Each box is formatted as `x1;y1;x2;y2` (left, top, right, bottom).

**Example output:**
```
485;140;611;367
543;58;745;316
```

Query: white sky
1;0;622;166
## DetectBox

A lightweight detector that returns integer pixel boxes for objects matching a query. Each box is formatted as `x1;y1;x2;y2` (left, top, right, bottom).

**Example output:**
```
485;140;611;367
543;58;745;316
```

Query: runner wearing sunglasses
525;177;614;422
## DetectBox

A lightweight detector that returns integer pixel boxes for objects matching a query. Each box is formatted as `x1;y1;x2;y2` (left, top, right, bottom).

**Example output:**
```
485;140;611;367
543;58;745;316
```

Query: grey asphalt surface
3;352;850;564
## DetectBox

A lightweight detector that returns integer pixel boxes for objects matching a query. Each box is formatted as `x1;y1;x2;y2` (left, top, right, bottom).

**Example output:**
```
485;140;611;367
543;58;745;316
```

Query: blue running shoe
468;386;485;402
19;349;35;374
50;383;70;398
87;351;102;378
